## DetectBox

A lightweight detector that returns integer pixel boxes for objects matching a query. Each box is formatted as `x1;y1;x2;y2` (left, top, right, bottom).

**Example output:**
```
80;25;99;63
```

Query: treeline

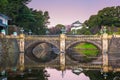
84;6;120;34
49;6;120;35
0;0;50;35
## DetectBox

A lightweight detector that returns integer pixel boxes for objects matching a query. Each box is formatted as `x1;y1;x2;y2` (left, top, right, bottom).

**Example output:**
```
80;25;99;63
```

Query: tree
76;26;91;35
29;10;47;35
0;0;8;13
84;6;120;34
49;24;65;35
55;24;65;34
44;11;50;26
0;0;50;35
98;6;120;27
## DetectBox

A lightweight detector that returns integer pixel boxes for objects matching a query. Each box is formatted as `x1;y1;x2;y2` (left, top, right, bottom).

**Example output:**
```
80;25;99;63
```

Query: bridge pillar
60;34;66;70
19;34;25;71
102;33;108;72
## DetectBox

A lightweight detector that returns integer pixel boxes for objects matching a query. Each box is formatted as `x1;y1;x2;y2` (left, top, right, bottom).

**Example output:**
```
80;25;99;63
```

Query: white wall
71;26;83;31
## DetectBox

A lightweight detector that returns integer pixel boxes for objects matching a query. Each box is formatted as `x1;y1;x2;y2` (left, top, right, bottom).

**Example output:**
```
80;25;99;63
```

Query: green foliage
49;24;65;34
115;28;120;34
84;6;120;34
82;50;98;56
74;43;99;56
75;43;97;49
0;0;8;12
55;24;65;28
76;26;91;35
0;0;50;35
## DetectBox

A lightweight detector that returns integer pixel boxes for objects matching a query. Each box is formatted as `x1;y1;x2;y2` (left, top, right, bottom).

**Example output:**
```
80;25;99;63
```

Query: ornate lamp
28;30;32;35
46;30;49;35
20;28;24;34
103;26;107;33
61;27;66;34
100;29;103;34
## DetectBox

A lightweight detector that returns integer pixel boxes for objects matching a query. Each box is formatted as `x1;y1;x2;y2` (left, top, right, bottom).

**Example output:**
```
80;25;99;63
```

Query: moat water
0;44;120;80
0;68;120;80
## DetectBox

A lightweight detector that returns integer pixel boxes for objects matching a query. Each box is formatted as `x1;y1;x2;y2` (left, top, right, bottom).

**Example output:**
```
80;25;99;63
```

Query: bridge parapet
0;34;115;40
113;35;120;38
0;34;26;40
107;35;120;39
66;35;101;40
0;35;20;39
25;35;59;40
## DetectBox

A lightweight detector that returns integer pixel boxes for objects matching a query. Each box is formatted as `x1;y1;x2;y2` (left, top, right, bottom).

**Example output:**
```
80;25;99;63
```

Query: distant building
0;13;11;34
71;21;83;31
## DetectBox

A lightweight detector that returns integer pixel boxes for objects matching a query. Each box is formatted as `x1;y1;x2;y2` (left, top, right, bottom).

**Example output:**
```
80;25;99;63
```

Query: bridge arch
25;41;59;63
66;40;102;63
25;40;59;50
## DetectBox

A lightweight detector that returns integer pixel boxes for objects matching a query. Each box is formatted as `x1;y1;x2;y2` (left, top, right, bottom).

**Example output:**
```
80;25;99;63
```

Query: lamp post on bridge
1;29;6;35
100;26;107;34
19;27;25;71
46;29;49;35
28;30;32;35
20;28;24;34
13;32;17;36
60;27;66;73
101;26;109;75
61;27;66;34
103;26;107;34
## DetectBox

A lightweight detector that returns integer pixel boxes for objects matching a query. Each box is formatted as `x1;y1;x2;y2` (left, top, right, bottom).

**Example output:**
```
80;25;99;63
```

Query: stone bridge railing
66;35;102;40
25;35;59;40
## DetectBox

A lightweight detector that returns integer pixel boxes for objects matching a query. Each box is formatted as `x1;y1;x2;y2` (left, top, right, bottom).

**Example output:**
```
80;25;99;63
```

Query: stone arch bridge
1;33;120;73
25;35;102;50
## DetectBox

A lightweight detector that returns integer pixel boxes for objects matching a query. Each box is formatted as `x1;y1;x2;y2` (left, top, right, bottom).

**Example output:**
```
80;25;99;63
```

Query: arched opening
66;42;101;63
25;42;59;63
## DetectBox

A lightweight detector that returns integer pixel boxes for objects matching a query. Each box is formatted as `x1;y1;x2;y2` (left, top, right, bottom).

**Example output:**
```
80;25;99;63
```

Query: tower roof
72;21;82;25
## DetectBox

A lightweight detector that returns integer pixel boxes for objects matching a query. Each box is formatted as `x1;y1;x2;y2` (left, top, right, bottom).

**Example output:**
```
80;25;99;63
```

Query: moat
0;34;120;80
0;68;120;80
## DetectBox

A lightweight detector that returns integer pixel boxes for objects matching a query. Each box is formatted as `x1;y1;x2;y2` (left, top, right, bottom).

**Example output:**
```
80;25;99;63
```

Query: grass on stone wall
74;43;99;56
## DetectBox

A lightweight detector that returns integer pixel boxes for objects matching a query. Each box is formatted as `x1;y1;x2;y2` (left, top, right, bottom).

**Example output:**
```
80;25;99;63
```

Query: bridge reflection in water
0;33;120;79
46;68;120;80
24;34;120;72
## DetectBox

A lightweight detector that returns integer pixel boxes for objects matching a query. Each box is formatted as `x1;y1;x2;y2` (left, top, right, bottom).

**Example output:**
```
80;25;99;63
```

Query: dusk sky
27;0;120;27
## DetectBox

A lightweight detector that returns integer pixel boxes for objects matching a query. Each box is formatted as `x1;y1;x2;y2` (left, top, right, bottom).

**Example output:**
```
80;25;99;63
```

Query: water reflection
46;68;120;80
0;68;120;80
24;43;120;80
1;43;120;80
46;68;90;80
